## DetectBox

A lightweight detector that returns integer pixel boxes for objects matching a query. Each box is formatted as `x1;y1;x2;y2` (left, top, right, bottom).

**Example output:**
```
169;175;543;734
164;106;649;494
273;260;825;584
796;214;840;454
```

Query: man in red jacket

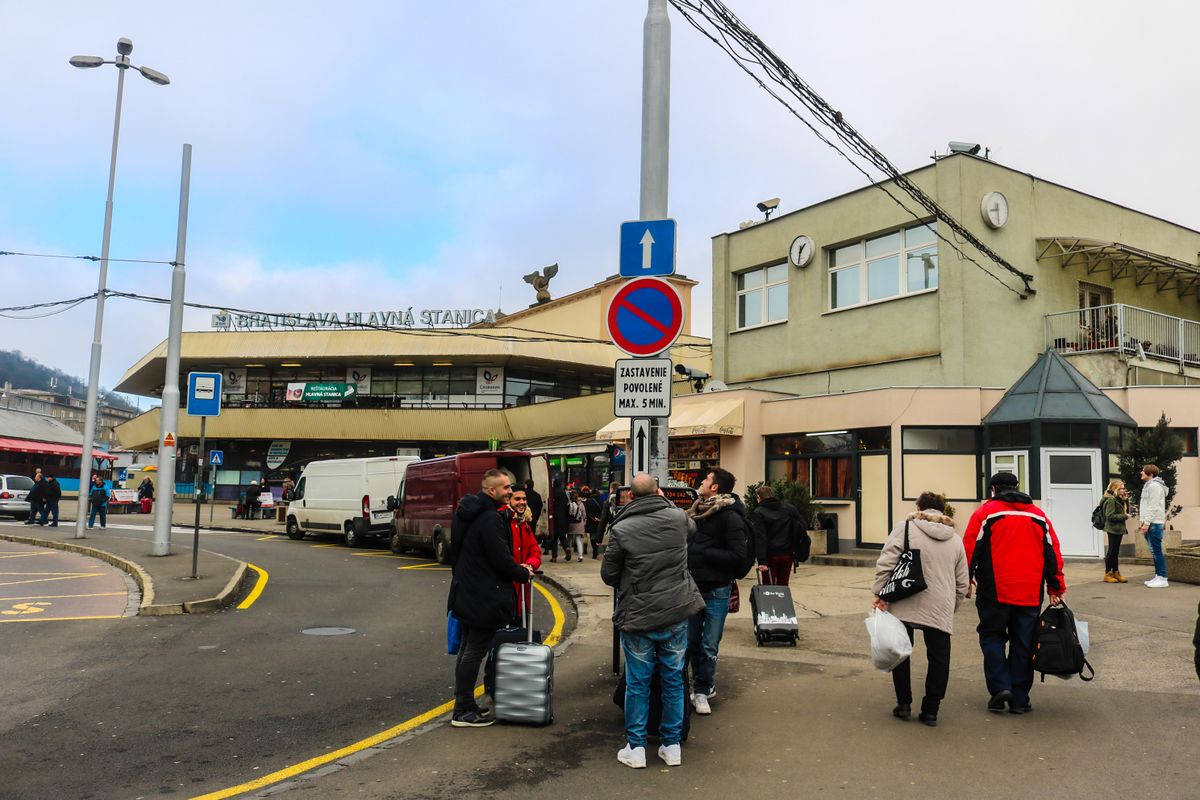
963;471;1066;715
507;484;543;615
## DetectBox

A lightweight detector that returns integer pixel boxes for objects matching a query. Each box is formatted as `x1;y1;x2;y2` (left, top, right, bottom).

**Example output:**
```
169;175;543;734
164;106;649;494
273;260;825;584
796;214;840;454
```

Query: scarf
687;493;736;521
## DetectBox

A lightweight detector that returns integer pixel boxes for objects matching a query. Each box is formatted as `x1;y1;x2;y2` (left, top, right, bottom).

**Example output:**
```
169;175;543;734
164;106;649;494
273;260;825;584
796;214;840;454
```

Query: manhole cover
302;627;356;636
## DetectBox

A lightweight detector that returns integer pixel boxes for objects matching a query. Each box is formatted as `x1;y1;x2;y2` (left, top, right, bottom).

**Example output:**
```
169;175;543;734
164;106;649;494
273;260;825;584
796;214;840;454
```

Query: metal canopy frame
1037;237;1200;301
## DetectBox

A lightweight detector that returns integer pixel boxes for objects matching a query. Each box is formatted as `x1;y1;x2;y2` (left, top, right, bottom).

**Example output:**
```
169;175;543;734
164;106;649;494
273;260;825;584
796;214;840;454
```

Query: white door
1040;449;1101;558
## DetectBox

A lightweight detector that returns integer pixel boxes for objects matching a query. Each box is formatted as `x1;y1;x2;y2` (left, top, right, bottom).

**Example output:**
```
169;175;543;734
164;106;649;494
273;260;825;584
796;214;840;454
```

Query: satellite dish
703;379;728;393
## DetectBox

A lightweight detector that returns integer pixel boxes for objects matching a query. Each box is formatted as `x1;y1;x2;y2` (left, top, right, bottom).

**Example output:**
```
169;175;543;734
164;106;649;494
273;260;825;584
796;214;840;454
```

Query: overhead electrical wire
0;249;176;266
668;0;1036;298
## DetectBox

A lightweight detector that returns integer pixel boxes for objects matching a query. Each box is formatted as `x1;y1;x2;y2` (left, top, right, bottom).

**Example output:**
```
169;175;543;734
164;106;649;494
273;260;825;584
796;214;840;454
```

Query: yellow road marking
236;564;268;610
192;580;567;800
0;591;124;601
1;601;51;615
0;614;121;623
310;543;341;548
0;551;56;559
0;572;106;587
397;562;440;570
256;535;279;541
352;552;429;560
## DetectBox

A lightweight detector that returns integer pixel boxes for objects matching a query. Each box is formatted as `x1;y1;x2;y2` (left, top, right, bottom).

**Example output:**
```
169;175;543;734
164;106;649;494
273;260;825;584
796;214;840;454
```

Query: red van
386;450;552;564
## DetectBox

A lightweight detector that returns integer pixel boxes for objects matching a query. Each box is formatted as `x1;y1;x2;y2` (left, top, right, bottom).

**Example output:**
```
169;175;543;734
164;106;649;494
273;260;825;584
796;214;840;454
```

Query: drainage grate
302;627;356;636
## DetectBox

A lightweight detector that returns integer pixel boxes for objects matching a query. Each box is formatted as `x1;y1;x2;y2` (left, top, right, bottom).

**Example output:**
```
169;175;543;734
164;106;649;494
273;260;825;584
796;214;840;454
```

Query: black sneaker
451;710;494;728
918;712;938;727
1008;703;1033;715
892;703;911;720
987;689;1012;712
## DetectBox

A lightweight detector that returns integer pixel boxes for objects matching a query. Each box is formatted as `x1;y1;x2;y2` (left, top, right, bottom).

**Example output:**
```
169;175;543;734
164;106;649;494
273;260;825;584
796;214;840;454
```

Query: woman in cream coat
872;491;968;727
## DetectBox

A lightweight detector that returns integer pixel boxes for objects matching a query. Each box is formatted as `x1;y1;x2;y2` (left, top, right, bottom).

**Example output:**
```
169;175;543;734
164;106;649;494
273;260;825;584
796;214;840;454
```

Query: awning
0;437;116;460
1037;237;1200;300
596;397;744;441
502;432;608;456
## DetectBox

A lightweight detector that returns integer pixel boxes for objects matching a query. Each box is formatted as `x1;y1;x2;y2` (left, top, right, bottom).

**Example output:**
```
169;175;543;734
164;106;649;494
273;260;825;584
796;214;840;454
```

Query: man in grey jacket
601;474;706;770
1138;463;1169;588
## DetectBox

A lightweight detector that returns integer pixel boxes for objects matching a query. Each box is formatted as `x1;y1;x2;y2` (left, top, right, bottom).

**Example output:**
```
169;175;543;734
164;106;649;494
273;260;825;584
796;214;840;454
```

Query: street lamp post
70;38;169;540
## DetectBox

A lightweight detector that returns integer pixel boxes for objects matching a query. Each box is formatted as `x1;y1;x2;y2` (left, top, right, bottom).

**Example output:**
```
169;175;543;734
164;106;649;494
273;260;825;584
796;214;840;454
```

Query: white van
285;456;418;547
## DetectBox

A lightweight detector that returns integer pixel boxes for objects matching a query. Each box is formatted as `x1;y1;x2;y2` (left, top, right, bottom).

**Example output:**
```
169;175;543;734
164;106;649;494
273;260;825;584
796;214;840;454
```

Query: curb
0;533;249;616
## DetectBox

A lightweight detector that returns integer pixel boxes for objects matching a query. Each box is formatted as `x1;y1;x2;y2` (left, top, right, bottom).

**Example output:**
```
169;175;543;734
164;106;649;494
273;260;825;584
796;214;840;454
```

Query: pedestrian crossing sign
209;450;224;466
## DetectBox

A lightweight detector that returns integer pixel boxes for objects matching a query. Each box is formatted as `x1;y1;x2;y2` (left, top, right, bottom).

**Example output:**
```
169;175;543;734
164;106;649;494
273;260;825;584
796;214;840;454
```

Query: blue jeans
1145;523;1167;578
688;583;731;697
976;599;1039;708
88;505;107;528
621;621;688;748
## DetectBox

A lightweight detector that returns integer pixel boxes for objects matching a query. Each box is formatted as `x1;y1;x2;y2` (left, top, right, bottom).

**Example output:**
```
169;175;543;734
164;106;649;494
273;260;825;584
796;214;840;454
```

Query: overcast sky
3;1;1198;396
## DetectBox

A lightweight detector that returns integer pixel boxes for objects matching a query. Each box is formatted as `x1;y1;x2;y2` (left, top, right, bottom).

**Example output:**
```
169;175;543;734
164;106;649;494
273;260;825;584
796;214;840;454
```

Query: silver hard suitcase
492;579;554;725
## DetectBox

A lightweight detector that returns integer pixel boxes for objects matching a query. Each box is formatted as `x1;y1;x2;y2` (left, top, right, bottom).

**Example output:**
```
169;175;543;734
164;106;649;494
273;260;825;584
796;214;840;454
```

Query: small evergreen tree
1117;413;1184;522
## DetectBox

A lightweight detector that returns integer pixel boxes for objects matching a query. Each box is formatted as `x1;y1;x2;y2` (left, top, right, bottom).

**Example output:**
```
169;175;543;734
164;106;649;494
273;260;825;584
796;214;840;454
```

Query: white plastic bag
1076;619;1090;656
865;609;913;672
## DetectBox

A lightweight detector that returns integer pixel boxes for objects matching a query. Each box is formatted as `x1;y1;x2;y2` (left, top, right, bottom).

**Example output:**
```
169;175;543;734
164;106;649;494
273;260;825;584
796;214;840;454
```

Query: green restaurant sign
285;382;358;402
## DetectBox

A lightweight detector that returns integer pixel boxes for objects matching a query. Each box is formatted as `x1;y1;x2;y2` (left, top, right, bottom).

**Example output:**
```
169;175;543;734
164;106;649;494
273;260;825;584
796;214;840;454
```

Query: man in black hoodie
749;485;802;587
447;469;533;728
684;467;747;716
39;474;62;527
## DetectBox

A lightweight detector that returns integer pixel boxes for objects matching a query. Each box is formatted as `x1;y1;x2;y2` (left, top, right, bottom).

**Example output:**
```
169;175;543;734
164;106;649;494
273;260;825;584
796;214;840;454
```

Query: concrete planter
1134;528;1183;557
1164;545;1200;585
808;528;831;556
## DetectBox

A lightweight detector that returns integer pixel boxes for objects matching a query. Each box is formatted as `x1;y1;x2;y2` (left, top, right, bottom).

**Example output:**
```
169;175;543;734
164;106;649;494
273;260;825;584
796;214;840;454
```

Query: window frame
899;425;983;502
734;262;789;331
827;221;939;312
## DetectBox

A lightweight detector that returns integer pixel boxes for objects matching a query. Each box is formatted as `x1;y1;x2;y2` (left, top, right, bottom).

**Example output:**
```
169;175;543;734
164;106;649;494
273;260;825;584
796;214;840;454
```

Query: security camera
756;197;781;221
117;38;133;55
948;141;981;155
674;364;710;381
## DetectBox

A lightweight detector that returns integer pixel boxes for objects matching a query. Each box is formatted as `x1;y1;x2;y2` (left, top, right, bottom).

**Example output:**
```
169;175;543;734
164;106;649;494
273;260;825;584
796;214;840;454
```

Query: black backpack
1090;501;1106;530
1032;602;1094;682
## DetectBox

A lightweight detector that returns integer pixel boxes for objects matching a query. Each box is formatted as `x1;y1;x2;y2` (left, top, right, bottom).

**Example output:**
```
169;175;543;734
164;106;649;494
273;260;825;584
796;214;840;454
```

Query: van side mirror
386;496;398;511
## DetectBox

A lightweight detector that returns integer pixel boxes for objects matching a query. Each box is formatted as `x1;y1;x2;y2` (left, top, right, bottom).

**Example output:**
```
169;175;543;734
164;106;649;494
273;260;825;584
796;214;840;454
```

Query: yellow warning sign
163;432;176;448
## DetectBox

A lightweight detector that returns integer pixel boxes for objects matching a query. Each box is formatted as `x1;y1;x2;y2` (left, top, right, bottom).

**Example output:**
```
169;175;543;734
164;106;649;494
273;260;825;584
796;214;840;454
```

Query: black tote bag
877;520;927;603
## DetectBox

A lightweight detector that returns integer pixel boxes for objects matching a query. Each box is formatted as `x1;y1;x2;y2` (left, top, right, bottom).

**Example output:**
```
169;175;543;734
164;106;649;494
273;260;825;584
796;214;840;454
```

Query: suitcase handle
525;576;535;644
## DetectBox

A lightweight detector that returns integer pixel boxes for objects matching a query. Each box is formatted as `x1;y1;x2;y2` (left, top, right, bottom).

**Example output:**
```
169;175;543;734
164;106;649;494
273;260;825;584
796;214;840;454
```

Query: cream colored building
114;274;710;500
598;154;1200;554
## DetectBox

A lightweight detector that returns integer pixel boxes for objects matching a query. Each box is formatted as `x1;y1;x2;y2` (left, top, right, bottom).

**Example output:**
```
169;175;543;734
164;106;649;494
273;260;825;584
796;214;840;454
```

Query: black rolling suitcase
750;571;799;646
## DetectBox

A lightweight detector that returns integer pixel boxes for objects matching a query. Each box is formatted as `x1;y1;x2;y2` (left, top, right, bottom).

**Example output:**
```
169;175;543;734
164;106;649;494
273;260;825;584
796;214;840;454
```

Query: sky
3;0;1199;398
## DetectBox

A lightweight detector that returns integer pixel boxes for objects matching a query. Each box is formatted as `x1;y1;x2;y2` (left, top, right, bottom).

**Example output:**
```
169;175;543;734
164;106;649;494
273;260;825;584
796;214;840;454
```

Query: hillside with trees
0;349;138;412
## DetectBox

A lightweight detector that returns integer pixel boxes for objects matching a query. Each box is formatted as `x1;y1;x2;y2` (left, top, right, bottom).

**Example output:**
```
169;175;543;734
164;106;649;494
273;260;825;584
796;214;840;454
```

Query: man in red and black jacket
963;471;1066;715
506;484;543;616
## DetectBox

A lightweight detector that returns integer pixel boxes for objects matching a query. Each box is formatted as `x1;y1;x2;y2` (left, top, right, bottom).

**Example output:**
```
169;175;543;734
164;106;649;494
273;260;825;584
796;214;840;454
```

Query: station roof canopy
596;396;744;441
983;348;1137;427
1037;237;1200;301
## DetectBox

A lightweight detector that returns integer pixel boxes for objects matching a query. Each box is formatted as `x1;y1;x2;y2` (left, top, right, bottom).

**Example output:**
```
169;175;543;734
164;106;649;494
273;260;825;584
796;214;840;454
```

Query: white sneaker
617;744;646;769
1146;576;1169;588
691;692;711;715
658;744;682;766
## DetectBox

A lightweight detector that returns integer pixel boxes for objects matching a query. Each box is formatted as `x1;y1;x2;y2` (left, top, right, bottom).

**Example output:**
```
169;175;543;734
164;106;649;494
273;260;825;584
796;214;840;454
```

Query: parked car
386;450;551;564
0;474;34;520
285;456;419;547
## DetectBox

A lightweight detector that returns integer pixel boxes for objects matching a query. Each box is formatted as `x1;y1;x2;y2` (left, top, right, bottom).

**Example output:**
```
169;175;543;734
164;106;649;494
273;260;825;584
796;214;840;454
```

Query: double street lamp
70;38;169;539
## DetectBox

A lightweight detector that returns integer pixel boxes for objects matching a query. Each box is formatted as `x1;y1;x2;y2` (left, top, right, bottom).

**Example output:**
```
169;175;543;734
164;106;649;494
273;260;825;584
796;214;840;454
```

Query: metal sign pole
191;416;205;579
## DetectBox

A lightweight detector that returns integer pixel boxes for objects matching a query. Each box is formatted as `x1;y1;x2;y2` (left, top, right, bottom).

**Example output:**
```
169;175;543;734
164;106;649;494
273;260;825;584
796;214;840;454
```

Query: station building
113;274;711;502
598;152;1200;556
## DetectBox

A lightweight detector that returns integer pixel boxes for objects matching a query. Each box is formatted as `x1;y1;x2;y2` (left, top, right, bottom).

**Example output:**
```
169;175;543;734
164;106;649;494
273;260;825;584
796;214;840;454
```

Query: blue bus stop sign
187;372;223;417
619;218;676;277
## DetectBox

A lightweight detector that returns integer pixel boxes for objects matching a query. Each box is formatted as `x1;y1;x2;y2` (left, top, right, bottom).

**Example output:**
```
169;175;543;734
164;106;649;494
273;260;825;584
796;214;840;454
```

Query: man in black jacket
448;469;533;728
25;468;44;524
685;467;747;716
1193;601;1199;682
39;474;62;527
524;480;543;530
550;480;571;562
749;485;802;586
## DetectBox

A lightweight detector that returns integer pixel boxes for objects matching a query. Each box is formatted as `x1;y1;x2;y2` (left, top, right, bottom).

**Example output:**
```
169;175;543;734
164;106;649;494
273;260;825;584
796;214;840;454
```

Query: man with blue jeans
1139;463;1169;588
602;473;705;769
685;467;748;716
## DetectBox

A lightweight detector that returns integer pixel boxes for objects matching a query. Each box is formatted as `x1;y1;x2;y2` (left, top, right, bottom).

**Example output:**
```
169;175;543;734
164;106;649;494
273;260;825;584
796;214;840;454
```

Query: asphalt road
0;525;574;800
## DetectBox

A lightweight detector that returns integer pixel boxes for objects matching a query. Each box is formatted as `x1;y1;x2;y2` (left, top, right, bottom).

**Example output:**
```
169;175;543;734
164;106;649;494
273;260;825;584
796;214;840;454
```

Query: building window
829;221;938;310
901;426;981;501
764;429;888;500
735;263;788;329
1135;426;1198;457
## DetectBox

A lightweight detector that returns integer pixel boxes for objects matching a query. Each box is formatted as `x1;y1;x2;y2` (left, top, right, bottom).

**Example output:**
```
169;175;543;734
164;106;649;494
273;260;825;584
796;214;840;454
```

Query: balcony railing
1045;303;1200;369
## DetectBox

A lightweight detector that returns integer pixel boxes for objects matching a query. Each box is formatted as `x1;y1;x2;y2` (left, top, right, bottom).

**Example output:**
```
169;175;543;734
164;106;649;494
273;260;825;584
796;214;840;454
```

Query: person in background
25;468;44;524
1192;601;1199;682
245;480;261;519
566;489;587;562
595;481;622;551
602;473;706;769
1138;464;1169;588
550;480;571;562
1101;479;1131;583
684;467;747;716
872;492;968;727
39;473;62;527
525;479;543;530
281;475;296;502
583;486;603;559
749;485;802;586
87;474;109;530
963;472;1066;715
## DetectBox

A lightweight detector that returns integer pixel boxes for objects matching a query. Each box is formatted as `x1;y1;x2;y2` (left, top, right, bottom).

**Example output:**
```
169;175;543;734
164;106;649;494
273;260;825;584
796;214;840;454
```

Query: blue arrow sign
208;450;224;466
620;218;676;277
